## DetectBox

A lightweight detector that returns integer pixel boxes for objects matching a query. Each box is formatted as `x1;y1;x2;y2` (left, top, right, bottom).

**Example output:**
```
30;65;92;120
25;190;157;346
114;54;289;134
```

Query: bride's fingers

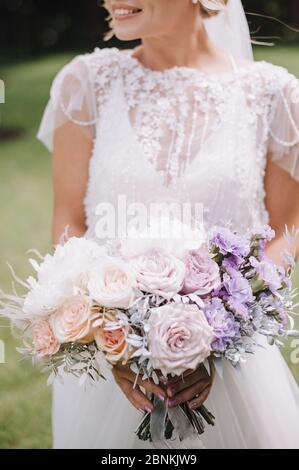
162;369;194;386
120;367;167;400
118;378;155;413
112;364;167;401
137;377;167;401
165;364;209;387
168;379;211;407
166;370;201;397
209;359;216;380
188;384;211;410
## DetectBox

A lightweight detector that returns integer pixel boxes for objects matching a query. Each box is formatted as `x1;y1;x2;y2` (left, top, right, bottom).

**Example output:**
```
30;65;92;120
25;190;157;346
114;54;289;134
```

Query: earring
192;0;200;4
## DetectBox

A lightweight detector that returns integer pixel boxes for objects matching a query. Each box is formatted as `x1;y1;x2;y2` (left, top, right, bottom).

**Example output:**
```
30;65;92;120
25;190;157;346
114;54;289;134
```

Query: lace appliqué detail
83;48;299;233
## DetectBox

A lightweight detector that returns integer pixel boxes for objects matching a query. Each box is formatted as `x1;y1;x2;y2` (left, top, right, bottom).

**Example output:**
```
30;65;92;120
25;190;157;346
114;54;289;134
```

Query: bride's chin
112;15;147;41
114;28;143;41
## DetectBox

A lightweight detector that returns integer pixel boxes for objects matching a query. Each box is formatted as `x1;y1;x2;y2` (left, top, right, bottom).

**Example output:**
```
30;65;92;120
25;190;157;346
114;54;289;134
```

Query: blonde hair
199;0;229;17
103;0;229;41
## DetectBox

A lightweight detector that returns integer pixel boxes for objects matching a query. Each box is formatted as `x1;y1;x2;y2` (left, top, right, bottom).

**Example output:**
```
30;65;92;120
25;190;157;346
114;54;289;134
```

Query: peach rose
32;320;60;357
147;303;215;376
50;295;99;343
93;309;132;364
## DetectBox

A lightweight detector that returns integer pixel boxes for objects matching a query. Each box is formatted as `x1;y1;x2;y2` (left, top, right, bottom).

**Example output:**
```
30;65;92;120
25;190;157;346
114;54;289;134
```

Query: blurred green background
0;0;299;451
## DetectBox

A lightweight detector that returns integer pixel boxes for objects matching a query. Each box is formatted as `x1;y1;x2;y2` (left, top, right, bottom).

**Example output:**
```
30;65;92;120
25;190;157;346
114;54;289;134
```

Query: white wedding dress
38;46;299;449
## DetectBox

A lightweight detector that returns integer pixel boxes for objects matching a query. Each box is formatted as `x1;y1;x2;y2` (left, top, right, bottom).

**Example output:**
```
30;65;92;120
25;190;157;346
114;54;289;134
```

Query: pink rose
32;320;60;357
50;295;99;343
147;303;215;376
93;309;132;364
181;250;221;295
131;249;185;299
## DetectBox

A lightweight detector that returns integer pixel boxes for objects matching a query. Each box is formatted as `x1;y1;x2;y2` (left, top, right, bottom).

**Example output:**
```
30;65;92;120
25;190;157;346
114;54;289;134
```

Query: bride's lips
111;3;143;21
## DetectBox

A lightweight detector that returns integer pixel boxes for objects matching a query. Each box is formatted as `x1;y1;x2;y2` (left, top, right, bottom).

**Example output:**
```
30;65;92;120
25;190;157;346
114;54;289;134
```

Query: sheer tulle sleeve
37;55;98;152
268;71;299;182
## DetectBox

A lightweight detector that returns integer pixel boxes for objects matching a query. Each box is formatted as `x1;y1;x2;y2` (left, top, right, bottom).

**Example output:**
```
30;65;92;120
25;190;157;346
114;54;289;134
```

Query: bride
38;0;299;449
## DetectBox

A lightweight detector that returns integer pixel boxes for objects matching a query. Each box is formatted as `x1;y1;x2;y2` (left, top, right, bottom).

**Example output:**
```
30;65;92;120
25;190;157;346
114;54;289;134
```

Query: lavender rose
204;298;240;352
147;303;215;376
181;250;221;295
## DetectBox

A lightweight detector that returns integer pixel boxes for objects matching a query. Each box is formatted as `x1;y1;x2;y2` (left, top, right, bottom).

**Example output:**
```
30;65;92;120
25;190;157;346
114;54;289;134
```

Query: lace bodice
38;47;299;239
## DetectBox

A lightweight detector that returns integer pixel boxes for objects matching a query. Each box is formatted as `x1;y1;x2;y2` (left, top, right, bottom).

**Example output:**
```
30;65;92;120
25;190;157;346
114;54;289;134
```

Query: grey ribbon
150;396;168;441
150;396;197;442
167;406;196;441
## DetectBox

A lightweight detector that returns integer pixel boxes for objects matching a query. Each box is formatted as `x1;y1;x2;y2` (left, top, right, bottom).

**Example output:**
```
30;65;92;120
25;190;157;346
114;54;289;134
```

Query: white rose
88;257;136;309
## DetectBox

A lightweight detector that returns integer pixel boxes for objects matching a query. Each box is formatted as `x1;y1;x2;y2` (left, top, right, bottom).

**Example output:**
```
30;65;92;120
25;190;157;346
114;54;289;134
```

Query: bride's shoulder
53;47;125;83
249;60;298;90
82;46;124;68
48;48;126;104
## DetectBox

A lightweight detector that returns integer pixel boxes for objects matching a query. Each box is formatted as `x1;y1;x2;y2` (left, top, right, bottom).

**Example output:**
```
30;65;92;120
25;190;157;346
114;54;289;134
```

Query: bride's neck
132;22;224;72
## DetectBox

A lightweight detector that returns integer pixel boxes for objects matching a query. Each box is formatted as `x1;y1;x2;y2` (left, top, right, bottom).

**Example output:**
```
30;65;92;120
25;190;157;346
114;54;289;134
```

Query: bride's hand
164;359;215;410
112;363;167;413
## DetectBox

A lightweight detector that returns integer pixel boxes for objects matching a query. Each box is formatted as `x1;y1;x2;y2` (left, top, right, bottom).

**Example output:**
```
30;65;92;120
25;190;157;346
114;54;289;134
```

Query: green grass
0;53;74;449
0;46;299;449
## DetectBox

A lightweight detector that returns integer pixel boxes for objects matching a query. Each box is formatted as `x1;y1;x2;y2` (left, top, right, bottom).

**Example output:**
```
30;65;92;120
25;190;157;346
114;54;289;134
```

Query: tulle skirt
52;337;299;449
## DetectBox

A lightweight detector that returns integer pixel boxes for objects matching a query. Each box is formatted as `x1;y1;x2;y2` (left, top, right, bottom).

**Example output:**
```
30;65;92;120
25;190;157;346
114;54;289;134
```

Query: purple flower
256;225;275;256
204;298;240;352
181;250;221;295
222;268;254;319
222;255;242;270
249;257;282;294
209;227;250;259
259;225;276;242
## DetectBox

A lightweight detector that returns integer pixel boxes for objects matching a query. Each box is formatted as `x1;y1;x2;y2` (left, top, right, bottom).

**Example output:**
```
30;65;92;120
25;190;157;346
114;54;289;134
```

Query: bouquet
1;224;298;443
